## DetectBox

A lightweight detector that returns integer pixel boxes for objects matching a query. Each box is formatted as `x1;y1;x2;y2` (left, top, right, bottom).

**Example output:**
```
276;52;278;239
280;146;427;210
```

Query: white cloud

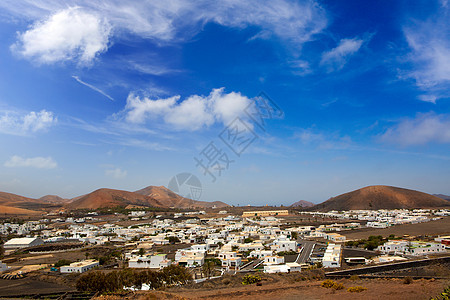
0;109;57;136
418;94;437;104
403;6;450;101
320;37;364;72
122;88;252;131
5;0;327;64
294;128;351;149
105;167;127;179
12;7;111;65
4;155;57;169
380;113;450;146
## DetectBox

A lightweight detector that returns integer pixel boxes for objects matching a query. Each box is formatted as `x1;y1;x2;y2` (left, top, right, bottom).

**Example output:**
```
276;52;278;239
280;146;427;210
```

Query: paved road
240;258;262;270
296;240;315;264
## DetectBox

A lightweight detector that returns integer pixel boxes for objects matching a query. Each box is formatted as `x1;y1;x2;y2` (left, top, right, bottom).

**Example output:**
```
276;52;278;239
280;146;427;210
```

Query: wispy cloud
379;113;450;146
105;167;127;179
72;76;114;101
11;7;111;65
402;5;450;102
0;109;57;136
294;128;352;149
320;37;365;72
4;155;58;169
4;0;327;65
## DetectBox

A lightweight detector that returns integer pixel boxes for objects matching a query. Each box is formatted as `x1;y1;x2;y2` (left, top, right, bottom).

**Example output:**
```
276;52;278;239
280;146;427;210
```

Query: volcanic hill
310;185;450;211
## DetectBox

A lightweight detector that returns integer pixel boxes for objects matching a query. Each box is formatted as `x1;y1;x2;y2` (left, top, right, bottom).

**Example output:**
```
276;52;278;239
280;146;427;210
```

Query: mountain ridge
310;185;450;211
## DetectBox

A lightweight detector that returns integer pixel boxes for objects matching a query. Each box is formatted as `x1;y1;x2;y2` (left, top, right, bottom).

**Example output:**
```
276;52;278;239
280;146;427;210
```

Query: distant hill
434;194;450;201
0;185;229;213
0;191;57;213
311;185;450;211
134;185;229;209
39;195;70;204
65;188;164;210
290;200;314;208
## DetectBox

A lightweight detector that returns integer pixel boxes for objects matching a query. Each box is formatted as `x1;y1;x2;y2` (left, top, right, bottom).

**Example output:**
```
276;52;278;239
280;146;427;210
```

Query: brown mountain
434;194;450;201
65;188;165;210
39;195;70;204
311;185;450;211
134;186;229;209
290;200;315;208
0;191;58;214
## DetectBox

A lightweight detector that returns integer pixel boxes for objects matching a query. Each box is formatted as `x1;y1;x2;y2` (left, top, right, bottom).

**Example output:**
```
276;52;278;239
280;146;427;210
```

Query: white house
128;254;171;269
175;248;205;267
376;240;408;255
249;250;273;259
271;236;297;253
218;251;242;269
177;255;204;267
264;255;285;265
4;237;44;249
264;262;302;273
322;243;341;268
191;244;209;252
60;260;99;273
325;233;346;242
377;240;446;256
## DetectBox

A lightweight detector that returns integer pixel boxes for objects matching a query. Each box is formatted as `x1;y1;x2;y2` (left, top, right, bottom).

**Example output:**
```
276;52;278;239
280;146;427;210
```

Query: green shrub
321;279;336;288
321;279;345;290
349;275;360;281
242;274;262;285
348;286;367;293
54;259;71;267
76;265;192;293
333;282;345;290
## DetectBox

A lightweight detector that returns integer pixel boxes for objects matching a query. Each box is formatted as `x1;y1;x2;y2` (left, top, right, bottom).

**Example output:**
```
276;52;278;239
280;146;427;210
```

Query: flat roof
4;237;39;245
67;260;99;268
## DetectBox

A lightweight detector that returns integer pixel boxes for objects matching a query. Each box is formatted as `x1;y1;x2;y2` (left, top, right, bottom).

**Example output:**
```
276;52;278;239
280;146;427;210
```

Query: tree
138;248;145;256
291;232;298;240
202;261;215;278
167;236;180;244
54;259;72;267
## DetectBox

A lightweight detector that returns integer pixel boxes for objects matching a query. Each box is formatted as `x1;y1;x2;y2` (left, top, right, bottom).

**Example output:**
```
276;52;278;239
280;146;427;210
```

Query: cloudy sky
0;0;449;205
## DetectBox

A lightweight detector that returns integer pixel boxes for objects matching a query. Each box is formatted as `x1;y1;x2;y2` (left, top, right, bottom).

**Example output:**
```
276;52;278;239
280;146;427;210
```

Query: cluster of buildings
376;239;448;256
304;209;449;228
0;221;46;235
1;208;449;278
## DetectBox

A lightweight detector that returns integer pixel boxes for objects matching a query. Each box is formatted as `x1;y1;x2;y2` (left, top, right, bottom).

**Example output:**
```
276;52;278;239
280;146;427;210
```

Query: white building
130;211;146;217
218;251;242;269
128;254;171;269
264;255;285;265
249;250;273;259
60;260;99;273
264;262;302;273
175;248;205;267
377;240;447;256
3;237;44;249
322;243;341;268
325;233;346;242
408;241;446;256
271;236;297;253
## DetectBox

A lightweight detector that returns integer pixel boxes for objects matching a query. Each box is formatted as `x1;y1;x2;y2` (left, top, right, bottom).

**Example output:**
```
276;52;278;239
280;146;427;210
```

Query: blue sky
0;0;450;205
